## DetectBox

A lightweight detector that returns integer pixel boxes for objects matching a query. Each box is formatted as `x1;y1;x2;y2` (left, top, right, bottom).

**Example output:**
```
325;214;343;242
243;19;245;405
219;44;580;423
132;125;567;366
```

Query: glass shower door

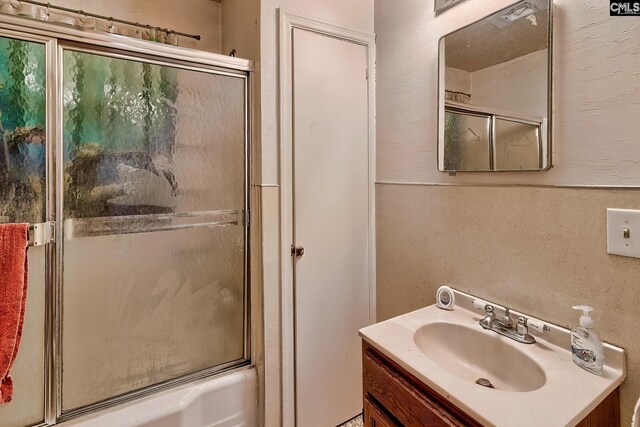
60;48;248;411
0;34;47;427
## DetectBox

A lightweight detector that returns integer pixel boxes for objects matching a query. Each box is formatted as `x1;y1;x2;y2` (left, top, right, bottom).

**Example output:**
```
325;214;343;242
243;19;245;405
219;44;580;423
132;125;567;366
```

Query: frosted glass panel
444;110;491;171
61;50;247;410
62;51;245;217
0;36;46;223
494;119;541;170
0;36;46;427
62;228;245;409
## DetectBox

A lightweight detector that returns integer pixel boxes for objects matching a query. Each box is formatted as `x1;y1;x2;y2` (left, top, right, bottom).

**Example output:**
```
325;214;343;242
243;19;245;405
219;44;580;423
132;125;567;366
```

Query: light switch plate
607;208;640;258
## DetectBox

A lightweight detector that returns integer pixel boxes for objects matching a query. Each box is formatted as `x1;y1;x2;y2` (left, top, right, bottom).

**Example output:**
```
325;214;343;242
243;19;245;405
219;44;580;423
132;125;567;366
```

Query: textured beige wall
375;0;640;186
55;0;222;52
444;66;471;95
221;0;259;60
472;49;548;118
256;185;283;427
376;184;640;423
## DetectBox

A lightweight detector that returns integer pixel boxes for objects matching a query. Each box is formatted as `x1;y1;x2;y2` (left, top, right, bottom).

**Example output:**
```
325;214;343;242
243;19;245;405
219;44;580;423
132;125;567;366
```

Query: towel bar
22;210;244;246
65;209;243;239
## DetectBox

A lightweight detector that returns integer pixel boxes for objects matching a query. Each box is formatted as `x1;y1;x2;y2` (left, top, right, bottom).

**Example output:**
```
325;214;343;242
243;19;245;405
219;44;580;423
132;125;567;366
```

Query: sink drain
475;378;495;389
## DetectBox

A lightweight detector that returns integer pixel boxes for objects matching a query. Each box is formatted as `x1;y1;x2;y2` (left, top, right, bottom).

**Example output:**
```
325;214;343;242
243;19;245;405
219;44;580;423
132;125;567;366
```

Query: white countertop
359;293;626;427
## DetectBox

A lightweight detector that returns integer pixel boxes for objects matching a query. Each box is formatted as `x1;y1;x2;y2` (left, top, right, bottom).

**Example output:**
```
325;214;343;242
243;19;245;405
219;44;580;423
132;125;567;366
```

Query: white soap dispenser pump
570;305;604;375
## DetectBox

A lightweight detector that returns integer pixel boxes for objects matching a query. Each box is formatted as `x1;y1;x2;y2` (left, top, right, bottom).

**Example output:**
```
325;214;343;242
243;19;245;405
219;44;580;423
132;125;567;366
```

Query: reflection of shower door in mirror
0;34;48;427
444;110;492;171
59;48;249;412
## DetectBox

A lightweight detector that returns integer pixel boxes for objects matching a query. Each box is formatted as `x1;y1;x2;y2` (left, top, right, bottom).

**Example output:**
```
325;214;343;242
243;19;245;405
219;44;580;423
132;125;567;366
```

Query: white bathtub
64;368;258;427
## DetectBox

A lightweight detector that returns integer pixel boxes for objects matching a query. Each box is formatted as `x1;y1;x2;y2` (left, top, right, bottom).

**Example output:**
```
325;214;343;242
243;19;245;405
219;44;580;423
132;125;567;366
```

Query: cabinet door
363;347;467;427
364;397;399;427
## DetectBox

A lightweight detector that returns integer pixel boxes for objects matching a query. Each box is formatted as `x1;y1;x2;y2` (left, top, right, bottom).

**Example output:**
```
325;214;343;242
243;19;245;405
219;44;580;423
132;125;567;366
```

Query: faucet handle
516;316;529;335
479;305;495;330
499;307;514;328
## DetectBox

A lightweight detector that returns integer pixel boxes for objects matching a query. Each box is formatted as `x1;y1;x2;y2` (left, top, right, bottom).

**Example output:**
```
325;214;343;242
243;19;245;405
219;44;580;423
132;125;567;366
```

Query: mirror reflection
438;0;552;172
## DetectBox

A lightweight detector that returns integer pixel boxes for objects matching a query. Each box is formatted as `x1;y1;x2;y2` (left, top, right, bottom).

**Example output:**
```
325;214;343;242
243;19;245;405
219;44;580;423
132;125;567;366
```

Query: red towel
0;223;28;404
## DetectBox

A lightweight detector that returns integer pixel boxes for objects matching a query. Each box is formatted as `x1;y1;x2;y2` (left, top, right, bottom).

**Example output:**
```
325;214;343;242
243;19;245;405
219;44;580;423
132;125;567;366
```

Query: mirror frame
437;0;554;173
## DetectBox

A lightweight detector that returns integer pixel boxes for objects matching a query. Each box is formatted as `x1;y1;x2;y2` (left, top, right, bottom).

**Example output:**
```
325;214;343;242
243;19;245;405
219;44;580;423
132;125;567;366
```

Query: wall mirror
438;0;552;172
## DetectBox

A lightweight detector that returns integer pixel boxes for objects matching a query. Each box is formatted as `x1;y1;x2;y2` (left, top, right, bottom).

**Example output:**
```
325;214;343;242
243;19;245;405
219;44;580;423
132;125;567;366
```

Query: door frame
278;10;376;426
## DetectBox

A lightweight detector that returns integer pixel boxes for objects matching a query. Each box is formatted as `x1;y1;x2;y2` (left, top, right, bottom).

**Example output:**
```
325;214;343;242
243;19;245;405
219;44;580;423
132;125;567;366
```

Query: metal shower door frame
0;14;253;426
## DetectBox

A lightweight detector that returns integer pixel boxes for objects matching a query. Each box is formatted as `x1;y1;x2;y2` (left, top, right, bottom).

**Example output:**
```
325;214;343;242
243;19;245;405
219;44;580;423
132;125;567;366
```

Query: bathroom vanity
359;290;626;427
362;342;619;426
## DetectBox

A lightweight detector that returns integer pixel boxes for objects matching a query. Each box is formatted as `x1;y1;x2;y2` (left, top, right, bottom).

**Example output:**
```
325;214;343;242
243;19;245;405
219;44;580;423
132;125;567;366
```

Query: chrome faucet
479;304;496;329
498;307;514;329
479;305;536;344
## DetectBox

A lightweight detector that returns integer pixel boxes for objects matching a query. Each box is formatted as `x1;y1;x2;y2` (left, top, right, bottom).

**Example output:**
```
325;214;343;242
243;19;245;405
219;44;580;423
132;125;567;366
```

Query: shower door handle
291;244;305;258
28;221;55;247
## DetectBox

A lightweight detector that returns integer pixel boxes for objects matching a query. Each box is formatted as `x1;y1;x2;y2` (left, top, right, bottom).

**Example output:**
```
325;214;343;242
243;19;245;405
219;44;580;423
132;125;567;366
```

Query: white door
292;28;371;427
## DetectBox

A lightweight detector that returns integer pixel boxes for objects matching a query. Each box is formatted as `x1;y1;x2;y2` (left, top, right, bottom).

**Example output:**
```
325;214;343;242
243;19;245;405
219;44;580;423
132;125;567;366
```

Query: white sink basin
413;322;546;392
359;291;626;427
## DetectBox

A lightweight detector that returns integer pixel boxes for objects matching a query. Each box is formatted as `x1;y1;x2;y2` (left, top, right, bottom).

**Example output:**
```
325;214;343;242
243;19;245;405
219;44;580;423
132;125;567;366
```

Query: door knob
291;244;305;258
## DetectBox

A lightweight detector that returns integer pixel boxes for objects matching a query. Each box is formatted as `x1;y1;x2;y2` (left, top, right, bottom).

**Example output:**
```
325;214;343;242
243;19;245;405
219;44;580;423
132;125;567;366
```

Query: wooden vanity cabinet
363;341;480;427
362;341;620;427
364;396;399;427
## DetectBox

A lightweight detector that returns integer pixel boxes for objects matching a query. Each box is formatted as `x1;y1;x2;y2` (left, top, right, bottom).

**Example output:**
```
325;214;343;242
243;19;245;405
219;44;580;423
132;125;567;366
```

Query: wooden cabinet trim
364;396;400;427
364;343;471;426
575;387;620;427
363;341;481;427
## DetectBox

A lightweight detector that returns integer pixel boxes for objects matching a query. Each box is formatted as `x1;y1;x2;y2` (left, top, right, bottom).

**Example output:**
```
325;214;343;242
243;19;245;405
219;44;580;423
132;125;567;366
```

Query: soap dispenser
570;305;604;375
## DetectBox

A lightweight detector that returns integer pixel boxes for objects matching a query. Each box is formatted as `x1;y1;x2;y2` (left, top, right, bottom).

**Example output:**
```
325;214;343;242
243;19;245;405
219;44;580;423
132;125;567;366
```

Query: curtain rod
15;0;201;40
